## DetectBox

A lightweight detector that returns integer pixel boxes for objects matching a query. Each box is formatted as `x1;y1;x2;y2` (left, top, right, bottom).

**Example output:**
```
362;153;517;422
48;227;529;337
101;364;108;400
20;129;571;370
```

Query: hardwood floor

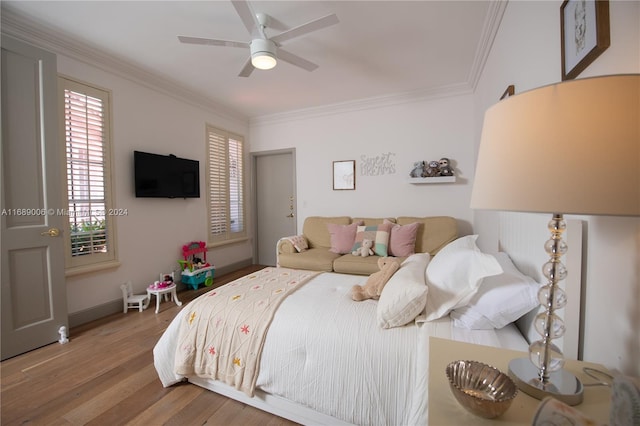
1;265;300;426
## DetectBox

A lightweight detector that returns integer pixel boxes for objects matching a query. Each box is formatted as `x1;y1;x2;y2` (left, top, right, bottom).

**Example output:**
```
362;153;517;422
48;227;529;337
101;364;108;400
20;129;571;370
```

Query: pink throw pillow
385;220;419;257
328;222;362;254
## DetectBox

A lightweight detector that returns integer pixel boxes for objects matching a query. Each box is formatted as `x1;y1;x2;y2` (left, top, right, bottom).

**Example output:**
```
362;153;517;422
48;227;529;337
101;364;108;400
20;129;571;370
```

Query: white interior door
1;35;68;360
253;150;296;266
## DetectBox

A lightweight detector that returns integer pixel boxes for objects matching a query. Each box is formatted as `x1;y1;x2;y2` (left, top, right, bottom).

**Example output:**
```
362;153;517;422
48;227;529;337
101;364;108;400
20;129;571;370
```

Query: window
59;77;117;273
206;125;246;244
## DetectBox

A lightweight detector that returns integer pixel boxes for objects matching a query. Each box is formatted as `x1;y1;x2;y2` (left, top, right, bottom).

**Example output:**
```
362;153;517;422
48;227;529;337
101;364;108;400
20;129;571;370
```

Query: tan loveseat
277;216;458;275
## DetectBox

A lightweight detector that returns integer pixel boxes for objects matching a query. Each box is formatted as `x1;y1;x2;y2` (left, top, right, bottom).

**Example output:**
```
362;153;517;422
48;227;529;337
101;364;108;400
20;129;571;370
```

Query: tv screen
134;150;200;198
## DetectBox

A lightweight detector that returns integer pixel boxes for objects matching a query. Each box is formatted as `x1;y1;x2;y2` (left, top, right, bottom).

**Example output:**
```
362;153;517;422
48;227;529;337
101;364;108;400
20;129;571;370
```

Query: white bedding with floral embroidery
173;267;319;397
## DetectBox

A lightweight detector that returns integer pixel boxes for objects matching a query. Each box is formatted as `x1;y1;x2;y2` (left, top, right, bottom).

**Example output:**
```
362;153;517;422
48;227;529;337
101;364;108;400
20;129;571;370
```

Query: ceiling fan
178;0;339;77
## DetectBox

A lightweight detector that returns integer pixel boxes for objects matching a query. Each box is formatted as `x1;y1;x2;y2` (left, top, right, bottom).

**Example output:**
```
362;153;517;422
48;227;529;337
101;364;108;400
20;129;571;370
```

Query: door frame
250;148;297;265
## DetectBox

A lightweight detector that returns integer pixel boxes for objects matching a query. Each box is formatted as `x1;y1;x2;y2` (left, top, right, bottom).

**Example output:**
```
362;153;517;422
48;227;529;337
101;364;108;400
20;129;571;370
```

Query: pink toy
149;281;169;290
179;241;215;290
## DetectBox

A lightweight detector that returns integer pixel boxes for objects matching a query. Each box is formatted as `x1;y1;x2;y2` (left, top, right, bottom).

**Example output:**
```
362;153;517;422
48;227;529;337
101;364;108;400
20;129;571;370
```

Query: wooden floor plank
126;382;203;426
20;364;134;425
163;388;229;426
62;363;159;424
1;265;300;426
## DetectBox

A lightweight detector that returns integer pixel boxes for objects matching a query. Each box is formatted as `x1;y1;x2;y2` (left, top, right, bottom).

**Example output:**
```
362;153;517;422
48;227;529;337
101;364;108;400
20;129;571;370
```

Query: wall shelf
408;176;456;184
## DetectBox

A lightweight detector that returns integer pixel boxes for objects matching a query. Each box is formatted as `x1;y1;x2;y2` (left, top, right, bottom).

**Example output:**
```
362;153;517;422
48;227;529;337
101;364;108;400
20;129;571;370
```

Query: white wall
473;0;640;375
250;93;477;236
56;56;252;315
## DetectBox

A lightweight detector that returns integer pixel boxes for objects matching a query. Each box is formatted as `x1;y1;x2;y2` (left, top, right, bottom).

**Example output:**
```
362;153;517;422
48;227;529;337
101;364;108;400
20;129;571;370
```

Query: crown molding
467;0;508;90
249;82;474;127
0;8;249;127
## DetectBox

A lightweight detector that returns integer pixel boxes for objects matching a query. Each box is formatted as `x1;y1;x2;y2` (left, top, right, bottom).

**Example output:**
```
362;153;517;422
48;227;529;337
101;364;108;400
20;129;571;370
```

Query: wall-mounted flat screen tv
134;150;200;198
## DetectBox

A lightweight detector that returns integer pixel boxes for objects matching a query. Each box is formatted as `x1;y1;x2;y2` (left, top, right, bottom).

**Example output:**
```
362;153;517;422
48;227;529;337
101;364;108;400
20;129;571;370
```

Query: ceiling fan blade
178;36;249;49
276;49;318;72
238;57;255;77
271;13;338;45
231;0;260;37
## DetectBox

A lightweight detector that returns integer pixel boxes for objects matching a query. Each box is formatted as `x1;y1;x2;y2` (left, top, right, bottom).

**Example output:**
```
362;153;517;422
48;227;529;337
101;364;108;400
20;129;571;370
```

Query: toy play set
179;241;215;290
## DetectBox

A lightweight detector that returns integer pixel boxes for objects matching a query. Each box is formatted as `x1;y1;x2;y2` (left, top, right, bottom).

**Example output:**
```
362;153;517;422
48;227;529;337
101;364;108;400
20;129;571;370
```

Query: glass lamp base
508;358;584;406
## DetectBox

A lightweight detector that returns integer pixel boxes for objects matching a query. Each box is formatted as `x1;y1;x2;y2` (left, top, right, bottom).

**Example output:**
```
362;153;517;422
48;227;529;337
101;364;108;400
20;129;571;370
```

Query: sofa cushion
303;216;351;248
333;254;385;275
278;248;340;272
396;216;457;255
352;217;396;226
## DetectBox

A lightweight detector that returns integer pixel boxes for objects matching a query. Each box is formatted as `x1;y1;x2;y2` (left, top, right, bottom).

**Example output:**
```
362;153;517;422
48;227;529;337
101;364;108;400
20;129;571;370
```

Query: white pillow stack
374;235;538;331
450;252;541;329
422;235;503;321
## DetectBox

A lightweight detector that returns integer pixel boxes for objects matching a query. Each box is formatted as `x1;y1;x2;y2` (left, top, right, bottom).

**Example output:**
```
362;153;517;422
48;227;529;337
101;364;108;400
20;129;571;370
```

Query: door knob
286;213;294;218
40;228;60;237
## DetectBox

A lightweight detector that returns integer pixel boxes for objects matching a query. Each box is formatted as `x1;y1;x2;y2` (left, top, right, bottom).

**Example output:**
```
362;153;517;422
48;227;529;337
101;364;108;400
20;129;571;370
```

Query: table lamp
470;75;639;405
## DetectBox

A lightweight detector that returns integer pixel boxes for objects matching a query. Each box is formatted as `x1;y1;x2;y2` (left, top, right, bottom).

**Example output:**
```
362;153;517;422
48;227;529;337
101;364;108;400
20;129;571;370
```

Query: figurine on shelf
424;160;440;177
437;157;454;176
409;161;426;178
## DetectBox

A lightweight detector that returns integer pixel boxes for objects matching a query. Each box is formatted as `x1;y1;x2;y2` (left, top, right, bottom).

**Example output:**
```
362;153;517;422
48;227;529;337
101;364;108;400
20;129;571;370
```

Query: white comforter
154;271;527;425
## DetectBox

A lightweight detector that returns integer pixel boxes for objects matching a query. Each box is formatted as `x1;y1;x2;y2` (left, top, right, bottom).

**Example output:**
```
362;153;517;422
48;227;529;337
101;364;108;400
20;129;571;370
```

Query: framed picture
560;0;610;81
333;160;355;190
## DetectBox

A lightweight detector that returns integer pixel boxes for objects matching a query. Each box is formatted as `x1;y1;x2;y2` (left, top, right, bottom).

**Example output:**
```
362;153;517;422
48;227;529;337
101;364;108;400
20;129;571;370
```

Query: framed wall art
333;160;355;190
560;0;610;81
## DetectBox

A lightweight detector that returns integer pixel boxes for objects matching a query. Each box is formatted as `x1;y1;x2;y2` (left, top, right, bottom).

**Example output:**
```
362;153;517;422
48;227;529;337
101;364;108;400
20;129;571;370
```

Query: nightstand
428;337;612;425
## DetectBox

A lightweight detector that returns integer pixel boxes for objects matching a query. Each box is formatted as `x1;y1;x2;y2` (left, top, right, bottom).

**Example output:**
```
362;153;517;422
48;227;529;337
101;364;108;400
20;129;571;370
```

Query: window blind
206;125;245;243
60;77;116;270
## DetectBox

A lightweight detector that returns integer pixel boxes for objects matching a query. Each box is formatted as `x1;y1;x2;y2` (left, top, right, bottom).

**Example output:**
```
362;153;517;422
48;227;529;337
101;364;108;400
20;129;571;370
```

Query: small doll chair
120;281;149;313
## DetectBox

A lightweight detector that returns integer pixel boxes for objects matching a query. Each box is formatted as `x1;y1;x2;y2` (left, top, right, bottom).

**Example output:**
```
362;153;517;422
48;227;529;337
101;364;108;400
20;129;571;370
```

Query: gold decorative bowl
445;360;518;419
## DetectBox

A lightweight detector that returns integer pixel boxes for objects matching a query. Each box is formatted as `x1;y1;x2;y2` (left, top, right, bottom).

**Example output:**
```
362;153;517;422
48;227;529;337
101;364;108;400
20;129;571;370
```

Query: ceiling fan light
252;52;277;70
250;39;277;70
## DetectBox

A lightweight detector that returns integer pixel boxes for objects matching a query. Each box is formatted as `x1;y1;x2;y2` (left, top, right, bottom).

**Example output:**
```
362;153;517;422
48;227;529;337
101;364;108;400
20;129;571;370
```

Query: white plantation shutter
206;125;246;243
60;77;117;271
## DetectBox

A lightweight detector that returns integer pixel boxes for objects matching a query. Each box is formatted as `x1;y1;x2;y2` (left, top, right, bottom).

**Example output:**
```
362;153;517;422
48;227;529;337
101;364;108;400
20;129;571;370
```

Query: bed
153;216;583;425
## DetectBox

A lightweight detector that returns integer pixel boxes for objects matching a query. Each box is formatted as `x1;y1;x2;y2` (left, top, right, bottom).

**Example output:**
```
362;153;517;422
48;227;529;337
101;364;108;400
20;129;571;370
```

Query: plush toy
424;160;440;177
352;238;375;257
409;161;426;178
351;257;401;301
438;157;454;176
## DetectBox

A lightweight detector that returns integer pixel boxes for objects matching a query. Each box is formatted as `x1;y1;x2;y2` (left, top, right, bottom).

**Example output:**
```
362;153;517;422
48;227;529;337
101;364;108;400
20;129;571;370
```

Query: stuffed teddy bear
351;257;401;301
352;238;374;257
409;161;426;178
424;160;440;177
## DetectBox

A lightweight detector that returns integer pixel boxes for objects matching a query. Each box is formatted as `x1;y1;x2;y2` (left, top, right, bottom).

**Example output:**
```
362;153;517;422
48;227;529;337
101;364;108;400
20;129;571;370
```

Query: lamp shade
471;75;639;216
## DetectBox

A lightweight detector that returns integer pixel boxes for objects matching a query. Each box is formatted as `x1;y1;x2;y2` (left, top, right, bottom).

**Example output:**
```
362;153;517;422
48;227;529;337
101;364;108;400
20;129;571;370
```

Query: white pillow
451;252;540;329
377;253;430;329
423;235;502;321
